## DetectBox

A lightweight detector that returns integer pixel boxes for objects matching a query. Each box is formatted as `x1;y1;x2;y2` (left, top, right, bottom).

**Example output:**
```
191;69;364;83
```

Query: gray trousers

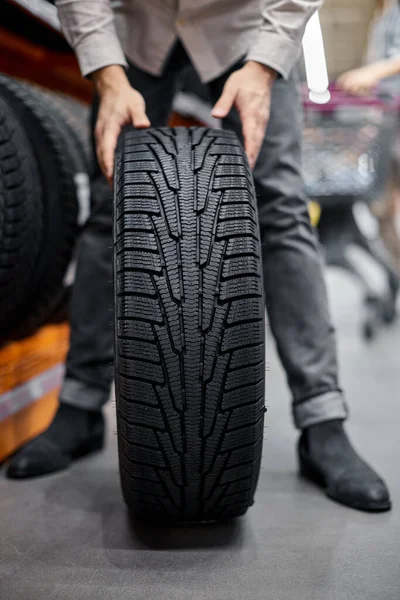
60;43;348;429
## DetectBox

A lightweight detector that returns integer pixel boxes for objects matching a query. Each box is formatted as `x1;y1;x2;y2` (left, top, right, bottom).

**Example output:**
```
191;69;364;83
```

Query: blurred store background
0;0;399;461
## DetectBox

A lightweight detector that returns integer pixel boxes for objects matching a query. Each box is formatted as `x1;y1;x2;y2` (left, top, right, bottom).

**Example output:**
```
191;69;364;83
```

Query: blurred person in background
338;0;400;271
338;0;400;97
6;0;391;512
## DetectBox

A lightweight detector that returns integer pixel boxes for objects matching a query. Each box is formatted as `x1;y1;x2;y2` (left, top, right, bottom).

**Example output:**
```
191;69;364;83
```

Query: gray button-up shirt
56;0;322;82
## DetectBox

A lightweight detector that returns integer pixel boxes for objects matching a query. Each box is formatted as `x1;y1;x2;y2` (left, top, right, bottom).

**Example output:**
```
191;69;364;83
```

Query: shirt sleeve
55;0;128;77
246;0;324;79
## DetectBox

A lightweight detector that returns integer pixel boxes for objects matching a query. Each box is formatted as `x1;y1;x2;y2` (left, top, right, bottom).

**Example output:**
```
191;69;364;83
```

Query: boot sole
299;455;392;513
7;433;105;480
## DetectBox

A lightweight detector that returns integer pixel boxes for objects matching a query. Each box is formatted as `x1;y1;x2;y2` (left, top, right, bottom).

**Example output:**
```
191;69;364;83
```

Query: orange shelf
0;26;91;102
0;392;59;462
0;324;70;461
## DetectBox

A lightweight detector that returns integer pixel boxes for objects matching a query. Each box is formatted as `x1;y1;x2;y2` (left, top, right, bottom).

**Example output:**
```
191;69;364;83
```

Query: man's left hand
212;61;277;169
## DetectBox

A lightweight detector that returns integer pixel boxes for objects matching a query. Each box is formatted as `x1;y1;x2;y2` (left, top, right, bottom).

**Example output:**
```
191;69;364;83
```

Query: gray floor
1;269;399;600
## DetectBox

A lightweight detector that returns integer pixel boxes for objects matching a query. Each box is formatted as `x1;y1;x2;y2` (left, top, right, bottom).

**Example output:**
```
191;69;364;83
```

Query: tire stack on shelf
0;74;90;345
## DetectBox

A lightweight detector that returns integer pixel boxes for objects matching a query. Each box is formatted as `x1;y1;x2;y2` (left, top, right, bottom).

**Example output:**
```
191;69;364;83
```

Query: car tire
0;96;42;335
114;127;266;523
0;75;79;340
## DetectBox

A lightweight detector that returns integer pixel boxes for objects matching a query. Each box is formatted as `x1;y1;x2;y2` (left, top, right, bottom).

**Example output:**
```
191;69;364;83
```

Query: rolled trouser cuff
59;377;110;411
293;390;349;430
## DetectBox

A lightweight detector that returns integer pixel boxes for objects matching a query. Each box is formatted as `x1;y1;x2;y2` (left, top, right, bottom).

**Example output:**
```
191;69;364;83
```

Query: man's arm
56;0;149;184
55;0;127;76
246;0;324;79
57;0;324;178
213;0;324;168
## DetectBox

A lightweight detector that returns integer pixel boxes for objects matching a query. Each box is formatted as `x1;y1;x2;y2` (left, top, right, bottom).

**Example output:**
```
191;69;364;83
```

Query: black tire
37;89;91;172
114;127;266;523
27;87;92;324
0;97;42;331
0;75;79;341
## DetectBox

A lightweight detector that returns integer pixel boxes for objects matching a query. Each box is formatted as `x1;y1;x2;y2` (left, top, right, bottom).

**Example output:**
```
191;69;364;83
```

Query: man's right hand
92;65;150;185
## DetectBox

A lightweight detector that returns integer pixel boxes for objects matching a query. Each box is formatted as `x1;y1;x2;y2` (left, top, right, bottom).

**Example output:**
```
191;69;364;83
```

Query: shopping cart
302;88;400;340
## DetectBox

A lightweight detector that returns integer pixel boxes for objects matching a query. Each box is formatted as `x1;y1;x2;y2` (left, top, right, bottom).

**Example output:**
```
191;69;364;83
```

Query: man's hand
337;65;381;97
212;61;277;169
92;65;150;184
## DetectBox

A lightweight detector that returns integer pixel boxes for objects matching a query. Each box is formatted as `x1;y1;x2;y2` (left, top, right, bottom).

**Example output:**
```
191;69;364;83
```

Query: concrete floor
1;269;399;600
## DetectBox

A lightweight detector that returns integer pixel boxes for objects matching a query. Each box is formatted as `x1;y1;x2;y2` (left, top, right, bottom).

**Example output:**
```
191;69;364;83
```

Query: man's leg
209;70;345;426
208;69;390;511
7;56;183;479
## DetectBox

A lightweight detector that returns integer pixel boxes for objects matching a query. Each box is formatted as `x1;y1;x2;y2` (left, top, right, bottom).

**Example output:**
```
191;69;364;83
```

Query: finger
130;101;151;129
95;124;107;178
212;84;236;118
242;112;267;169
97;123;120;183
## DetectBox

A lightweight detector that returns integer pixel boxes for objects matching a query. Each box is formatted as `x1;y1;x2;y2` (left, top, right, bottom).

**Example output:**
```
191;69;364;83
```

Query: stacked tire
114;127;266;523
0;75;90;344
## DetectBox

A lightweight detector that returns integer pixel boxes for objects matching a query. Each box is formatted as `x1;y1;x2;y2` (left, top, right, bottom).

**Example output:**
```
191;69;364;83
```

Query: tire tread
115;127;265;522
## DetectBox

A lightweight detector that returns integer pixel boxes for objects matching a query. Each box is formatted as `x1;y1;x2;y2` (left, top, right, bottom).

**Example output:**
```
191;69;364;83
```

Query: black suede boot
6;403;105;479
299;419;391;512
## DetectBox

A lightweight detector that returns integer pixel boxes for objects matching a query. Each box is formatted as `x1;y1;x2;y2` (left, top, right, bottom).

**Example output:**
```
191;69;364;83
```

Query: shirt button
177;18;187;26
